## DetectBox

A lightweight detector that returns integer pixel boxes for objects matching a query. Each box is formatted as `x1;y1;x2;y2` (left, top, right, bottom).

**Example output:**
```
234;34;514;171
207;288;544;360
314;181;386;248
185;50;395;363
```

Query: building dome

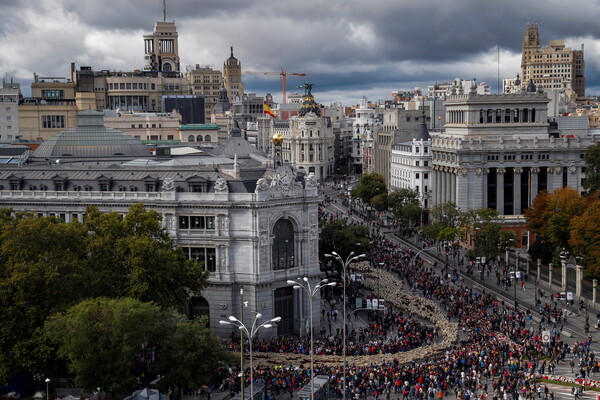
33;110;152;159
526;80;537;93
299;83;321;117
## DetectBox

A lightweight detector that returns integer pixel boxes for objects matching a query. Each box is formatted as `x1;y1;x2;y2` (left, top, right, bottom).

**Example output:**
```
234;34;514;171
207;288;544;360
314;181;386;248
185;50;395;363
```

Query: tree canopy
319;219;370;276
44;298;231;398
351;173;387;205
0;204;210;385
583;142;600;194
388;189;423;225
525;187;588;264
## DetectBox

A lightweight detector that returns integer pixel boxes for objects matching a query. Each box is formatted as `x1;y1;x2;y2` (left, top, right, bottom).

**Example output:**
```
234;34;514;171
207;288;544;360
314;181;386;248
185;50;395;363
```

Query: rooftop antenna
163;0;167;22
497;45;500;94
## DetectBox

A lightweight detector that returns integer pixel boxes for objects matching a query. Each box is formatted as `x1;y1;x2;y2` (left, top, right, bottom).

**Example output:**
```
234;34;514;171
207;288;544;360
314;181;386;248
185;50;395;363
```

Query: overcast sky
3;0;600;105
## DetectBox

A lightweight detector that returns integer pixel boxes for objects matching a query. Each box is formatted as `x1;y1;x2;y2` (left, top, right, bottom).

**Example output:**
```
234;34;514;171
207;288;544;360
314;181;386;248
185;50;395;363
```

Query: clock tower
521;23;541;91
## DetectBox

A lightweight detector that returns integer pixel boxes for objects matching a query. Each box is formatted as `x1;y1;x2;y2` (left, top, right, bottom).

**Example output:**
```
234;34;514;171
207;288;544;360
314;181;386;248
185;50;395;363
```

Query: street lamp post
45;378;50;400
287;277;336;400
323;252;365;400
220;313;281;400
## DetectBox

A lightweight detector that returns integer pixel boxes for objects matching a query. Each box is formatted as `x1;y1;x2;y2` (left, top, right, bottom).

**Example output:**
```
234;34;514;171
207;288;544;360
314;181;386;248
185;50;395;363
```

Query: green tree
421;202;462;242
0;215;90;381
45;298;172;397
156;318;234;399
0;204;209;384
319;220;369;276
388;189;423;225
83;204;208;312
583;142;600;194
351;173;387;204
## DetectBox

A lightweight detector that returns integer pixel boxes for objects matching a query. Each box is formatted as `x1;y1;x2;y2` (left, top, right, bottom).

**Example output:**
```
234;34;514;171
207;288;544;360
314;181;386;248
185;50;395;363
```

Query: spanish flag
263;102;276;118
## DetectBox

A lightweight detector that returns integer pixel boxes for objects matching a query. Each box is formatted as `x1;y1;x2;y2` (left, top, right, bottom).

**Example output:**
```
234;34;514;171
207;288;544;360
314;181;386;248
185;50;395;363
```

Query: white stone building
352;98;379;174
390;119;432;210
0;79;20;142
0;110;323;338
431;85;597;228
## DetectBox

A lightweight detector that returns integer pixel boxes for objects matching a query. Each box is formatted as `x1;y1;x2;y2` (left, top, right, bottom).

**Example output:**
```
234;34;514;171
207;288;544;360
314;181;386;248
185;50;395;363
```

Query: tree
0;215;90;382
388;189;423;225
421;202;462;242
83;204;208;312
525;187;588;255
583;142;600;194
351;173;387;205
570;198;600;276
156;318;234;399
45;298;172;397
0;204;209;384
319;220;369;276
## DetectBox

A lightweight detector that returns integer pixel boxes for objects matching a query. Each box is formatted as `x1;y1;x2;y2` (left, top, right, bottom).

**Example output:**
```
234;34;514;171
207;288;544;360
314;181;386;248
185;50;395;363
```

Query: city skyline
2;0;600;104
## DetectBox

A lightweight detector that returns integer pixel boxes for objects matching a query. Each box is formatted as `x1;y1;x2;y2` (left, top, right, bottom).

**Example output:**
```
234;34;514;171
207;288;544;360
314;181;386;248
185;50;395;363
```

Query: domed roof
33;110;152;159
299;83;321;117
526;80;537;93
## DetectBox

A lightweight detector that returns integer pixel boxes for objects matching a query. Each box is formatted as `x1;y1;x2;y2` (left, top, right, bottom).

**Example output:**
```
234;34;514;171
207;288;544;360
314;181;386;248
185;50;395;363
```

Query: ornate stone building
223;47;244;99
521;22;585;97
431;84;597;246
0;110;322;338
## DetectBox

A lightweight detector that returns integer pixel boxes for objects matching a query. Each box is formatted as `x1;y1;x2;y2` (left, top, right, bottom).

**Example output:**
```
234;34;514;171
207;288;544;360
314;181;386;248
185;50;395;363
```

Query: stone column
482;169;489;208
496;168;505;215
593;279;598;305
445;169;451;204
513;167;522;215
432;168;438;206
536;259;541;282
561;260;567;293
530;167;539;206
450;169;457;204
548;263;553;287
576;264;583;299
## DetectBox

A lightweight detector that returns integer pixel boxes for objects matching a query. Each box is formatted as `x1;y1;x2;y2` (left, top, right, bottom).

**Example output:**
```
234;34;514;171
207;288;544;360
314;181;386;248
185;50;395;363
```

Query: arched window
188;135;195;142
204;135;211;142
531;108;536;122
272;218;295;270
197;135;203;142
479;110;484;123
162;63;172;72
188;296;209;326
522;108;529;123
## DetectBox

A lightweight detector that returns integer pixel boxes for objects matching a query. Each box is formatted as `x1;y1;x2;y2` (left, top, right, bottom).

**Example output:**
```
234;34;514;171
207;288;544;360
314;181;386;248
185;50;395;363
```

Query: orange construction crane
244;67;306;104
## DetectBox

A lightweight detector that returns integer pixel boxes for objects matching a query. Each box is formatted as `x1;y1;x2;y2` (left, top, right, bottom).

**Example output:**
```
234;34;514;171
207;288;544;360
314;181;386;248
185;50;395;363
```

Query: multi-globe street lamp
219;313;281;400
323;252;365;400
287;277;336;400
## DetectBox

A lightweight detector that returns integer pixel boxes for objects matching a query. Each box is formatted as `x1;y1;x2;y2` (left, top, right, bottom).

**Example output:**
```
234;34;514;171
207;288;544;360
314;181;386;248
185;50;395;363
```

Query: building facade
0;110;323;338
431;89;597;238
185;65;223;122
223;47;244;99
521;22;585;97
0;79;21;142
143;21;180;73
390;120;432;210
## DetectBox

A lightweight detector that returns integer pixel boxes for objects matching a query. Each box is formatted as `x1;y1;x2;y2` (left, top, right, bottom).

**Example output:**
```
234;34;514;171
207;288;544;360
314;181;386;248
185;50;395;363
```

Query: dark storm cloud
3;0;600;101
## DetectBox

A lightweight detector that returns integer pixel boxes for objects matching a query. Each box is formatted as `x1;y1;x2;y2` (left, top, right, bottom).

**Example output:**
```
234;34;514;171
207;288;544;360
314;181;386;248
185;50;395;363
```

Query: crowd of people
213;194;596;400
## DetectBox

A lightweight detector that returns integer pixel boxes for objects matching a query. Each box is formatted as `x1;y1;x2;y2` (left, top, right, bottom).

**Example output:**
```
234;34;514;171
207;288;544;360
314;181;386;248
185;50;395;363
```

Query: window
272;219;295;270
178;215;216;230
182;247;216;272
416;173;420;179
41;89;64;100
424;173;429;179
42;115;66;129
